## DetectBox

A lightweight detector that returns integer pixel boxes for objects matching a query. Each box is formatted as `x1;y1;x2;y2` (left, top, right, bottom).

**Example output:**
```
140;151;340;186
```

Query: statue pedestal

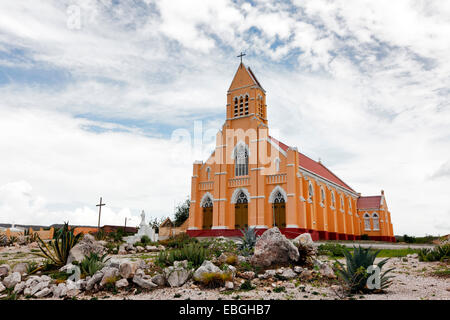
124;210;158;244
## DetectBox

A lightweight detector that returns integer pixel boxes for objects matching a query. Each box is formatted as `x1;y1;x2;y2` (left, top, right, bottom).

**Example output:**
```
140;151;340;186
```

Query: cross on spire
237;52;246;64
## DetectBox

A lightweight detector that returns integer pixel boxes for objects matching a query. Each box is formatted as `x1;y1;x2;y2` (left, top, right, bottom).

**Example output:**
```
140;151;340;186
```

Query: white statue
125;210;158;244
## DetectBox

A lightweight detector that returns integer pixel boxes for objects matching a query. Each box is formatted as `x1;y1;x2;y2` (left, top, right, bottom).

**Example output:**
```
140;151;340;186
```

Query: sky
0;0;449;236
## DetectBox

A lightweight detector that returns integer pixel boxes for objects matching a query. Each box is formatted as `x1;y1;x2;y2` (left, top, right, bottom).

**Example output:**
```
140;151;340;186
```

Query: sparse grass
377;248;421;257
240;280;255;291
432;267;450;278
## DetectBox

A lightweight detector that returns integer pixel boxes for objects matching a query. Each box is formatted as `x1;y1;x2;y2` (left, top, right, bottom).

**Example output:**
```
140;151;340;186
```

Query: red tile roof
269;136;355;192
357;196;382;209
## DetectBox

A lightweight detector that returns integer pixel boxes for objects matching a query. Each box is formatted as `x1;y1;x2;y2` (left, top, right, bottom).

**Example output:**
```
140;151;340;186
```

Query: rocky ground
0;231;449;301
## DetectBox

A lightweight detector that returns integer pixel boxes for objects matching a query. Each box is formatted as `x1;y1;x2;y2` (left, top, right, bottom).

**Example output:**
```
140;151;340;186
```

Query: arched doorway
272;191;286;228
202;197;213;230
234;191;248;229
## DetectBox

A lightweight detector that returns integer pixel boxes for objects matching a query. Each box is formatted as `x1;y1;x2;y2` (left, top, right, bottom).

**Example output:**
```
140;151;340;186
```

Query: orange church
187;62;395;242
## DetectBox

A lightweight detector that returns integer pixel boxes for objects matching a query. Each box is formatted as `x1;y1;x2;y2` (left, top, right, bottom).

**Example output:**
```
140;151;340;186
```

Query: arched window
273;191;285;203
274;158;280;172
348;197;352;211
340;196;344;211
363;213;371;230
202;196;213;208
320;187;325;205
234;97;238;117
244;95;249;115
372;213;380;230
308;182;314;200
331;191;336;208
239;96;244;116
206;167;211;181
235;144;249;176
236;191;248;204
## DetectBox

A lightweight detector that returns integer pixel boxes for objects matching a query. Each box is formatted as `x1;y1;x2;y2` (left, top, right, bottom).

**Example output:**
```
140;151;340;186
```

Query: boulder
293;233;314;247
0;264;10;277
86;271;104;291
34;287;52;298
12;263;28;275
118;245;127;255
294;266;304;273
67;234;105;264
132;274;157;289
115;278;129;289
250;227;299;267
164;261;191;288
193;260;221;282
52;283;68;298
151;274;166;286
280;268;297;280
119;261;139;279
258;269;276;279
13;281;26;294
0;282;6;293
145;245;158;252
3;272;21;289
318;262;336;279
30;281;50;296
100;267;119;287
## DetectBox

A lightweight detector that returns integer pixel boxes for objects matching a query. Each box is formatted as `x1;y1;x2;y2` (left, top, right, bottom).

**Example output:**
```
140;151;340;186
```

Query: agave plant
239;227;258;253
35;222;82;268
0;233;7;247
334;246;395;293
79;252;110;276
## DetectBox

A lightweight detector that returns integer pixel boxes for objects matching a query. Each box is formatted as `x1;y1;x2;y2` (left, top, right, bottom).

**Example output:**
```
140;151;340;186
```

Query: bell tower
226;61;268;128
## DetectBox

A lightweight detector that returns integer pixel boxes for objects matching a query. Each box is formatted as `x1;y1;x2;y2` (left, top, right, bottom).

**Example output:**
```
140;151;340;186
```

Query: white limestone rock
3;272;21;289
12;263;28;275
193;260;221;282
100;267;119;287
0;264;10;278
151;274;166;287
119;261;139;279
132;274;157;289
34;288;52;298
86;271;104;291
13;281;26;294
67;234;105;265
115;278;129;289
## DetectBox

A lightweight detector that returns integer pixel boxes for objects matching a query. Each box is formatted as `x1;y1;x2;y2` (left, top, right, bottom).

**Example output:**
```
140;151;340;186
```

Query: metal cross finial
237;52;246;63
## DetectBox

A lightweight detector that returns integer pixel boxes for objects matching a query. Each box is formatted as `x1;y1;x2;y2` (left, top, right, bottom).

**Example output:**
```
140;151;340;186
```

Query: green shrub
318;243;347;257
198;272;232;288
360;234;370;240
156;243;207;267
334;246;395;293
160;233;197;249
79;253;110;276
35;222;82;268
140;235;151;245
418;244;450;262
